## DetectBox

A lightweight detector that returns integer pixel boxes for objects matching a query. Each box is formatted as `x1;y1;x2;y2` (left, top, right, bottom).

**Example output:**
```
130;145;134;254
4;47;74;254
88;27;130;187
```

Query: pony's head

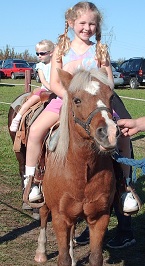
53;68;120;162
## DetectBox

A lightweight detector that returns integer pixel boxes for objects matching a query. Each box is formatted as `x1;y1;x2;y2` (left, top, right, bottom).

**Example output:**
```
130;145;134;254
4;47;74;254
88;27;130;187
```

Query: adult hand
117;119;139;137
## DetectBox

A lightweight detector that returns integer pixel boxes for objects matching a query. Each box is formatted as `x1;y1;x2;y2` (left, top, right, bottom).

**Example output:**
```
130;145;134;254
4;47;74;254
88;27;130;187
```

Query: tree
0;45;37;62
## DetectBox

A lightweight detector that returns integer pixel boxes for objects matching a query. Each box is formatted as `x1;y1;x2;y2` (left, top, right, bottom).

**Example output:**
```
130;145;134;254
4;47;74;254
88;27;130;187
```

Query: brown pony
34;68;120;266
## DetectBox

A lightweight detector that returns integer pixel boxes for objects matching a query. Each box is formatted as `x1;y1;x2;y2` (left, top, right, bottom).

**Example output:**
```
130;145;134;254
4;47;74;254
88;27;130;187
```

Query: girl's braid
56;9;71;62
95;29;110;67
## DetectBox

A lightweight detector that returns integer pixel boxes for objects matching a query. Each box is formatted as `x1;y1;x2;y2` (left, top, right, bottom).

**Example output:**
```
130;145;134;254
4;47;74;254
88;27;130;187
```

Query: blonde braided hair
56;9;72;62
56;2;109;66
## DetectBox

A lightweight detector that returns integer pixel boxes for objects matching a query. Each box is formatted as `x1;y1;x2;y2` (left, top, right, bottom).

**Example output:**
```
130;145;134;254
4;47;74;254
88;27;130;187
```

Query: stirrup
23;175;45;208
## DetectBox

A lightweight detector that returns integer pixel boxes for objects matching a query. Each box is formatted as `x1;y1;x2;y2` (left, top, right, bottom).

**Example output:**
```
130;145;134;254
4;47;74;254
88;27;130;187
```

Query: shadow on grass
131;134;145;142
0;219;40;244
0;83;15;87
0;200;40;244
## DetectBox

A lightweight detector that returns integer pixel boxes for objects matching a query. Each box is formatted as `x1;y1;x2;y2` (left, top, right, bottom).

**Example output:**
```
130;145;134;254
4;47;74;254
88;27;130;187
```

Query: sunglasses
36;51;50;56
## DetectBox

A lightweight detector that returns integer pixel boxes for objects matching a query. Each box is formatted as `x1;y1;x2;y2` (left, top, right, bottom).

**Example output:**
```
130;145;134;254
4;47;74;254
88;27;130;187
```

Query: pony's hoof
34;252;47;263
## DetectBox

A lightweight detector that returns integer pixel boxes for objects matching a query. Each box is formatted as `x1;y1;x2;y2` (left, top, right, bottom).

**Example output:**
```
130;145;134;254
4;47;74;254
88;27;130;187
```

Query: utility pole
102;27;114;52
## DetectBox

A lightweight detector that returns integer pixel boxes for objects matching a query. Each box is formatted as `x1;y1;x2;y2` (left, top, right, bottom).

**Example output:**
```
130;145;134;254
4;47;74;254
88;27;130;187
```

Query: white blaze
97;100;117;145
85;81;100;95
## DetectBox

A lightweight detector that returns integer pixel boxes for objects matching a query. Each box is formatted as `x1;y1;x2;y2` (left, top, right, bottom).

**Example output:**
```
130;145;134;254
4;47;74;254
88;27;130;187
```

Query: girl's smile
72;10;97;40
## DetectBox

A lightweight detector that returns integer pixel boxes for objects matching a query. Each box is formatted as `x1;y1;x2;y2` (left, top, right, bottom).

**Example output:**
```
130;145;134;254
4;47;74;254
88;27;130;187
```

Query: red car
0;59;33;79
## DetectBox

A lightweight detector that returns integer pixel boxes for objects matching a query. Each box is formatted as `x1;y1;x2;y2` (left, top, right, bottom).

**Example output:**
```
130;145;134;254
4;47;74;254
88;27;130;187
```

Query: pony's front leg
52;212;74;266
34;204;50;263
89;214;110;266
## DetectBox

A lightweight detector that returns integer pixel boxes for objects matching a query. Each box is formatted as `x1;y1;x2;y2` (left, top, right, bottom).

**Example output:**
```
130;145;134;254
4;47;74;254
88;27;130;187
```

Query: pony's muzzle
95;123;119;151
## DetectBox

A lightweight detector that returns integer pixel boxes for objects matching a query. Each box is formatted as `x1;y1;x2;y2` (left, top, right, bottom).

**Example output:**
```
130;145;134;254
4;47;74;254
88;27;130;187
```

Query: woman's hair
56;1;109;66
35;39;54;53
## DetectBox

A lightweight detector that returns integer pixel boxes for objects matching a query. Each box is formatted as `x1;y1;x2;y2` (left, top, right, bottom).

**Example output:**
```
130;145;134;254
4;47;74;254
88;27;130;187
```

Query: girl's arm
38;69;50;91
50;46;66;98
101;57;114;89
105;64;114;86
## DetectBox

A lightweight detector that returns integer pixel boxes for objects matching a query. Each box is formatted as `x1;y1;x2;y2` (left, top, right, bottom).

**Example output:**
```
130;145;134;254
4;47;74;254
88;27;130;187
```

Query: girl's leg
10;94;40;132
26;110;59;166
24;109;59;202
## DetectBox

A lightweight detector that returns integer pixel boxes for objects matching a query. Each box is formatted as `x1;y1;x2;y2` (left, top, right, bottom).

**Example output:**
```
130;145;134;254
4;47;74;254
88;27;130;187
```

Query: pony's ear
57;69;73;89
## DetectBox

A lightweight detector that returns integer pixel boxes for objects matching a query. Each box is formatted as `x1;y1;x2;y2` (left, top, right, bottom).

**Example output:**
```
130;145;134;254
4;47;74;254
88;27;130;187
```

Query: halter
73;106;112;136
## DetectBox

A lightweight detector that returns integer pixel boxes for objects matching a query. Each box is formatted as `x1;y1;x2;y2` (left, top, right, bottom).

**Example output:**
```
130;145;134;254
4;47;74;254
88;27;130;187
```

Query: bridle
73;106;112;136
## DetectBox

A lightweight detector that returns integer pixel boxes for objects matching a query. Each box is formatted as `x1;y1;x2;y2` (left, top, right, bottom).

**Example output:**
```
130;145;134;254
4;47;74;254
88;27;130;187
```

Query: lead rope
112;151;145;183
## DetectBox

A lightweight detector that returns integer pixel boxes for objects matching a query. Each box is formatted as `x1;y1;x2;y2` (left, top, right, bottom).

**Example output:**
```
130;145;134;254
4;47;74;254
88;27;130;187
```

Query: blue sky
1;0;145;61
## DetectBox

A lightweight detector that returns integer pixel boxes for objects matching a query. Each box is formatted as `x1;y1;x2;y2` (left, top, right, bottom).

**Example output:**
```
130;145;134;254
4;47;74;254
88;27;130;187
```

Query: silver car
112;65;124;87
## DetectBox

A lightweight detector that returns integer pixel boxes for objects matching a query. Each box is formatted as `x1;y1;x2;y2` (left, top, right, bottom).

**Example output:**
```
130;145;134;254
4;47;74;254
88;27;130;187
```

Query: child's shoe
24;176;42;202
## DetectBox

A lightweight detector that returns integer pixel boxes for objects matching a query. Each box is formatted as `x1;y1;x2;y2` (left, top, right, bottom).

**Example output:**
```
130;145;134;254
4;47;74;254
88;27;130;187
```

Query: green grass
0;82;145;266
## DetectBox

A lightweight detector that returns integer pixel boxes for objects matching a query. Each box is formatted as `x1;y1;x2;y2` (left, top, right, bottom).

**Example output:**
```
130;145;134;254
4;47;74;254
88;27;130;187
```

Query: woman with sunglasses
10;39;54;132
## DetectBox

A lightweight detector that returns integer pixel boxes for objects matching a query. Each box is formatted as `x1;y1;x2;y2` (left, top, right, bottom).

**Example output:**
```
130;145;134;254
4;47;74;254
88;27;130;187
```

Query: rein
73;106;112;136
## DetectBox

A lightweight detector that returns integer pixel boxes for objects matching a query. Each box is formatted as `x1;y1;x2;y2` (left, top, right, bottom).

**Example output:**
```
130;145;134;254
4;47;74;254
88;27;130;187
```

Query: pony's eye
73;97;81;105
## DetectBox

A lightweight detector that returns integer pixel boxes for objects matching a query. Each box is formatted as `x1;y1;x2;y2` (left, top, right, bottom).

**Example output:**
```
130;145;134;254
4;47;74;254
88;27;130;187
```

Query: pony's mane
69;68;114;92
51;68;113;165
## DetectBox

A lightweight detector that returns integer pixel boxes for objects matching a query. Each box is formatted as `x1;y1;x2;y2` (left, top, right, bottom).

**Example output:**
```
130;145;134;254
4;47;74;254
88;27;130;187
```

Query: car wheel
130;77;139;89
11;73;16;79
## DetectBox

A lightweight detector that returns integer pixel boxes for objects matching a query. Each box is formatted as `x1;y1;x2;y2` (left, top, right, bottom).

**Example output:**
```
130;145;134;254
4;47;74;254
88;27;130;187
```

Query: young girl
23;1;138;215
10;39;54;132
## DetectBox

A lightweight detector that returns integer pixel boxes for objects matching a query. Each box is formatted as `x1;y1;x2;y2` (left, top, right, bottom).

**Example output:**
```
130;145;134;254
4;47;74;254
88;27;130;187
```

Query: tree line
0;45;37;62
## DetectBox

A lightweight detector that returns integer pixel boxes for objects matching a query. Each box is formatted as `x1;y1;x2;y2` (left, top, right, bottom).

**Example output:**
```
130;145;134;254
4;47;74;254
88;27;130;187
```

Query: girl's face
70;10;97;42
36;46;52;64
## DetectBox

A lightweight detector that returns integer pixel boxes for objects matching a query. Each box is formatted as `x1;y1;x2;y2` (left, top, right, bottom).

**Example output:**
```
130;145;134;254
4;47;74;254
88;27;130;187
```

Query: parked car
119;57;145;89
0;58;33;79
0;69;5;79
111;65;124;88
0;60;4;68
111;61;120;71
29;62;41;83
0;60;4;79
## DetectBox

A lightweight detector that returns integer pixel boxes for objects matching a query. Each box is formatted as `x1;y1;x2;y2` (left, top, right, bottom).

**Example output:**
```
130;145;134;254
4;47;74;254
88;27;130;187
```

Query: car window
120;61;128;71
129;59;141;71
127;61;134;71
111;61;121;71
15;63;30;68
3;59;29;68
0;60;3;68
111;66;116;72
3;60;13;67
4;63;12;69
